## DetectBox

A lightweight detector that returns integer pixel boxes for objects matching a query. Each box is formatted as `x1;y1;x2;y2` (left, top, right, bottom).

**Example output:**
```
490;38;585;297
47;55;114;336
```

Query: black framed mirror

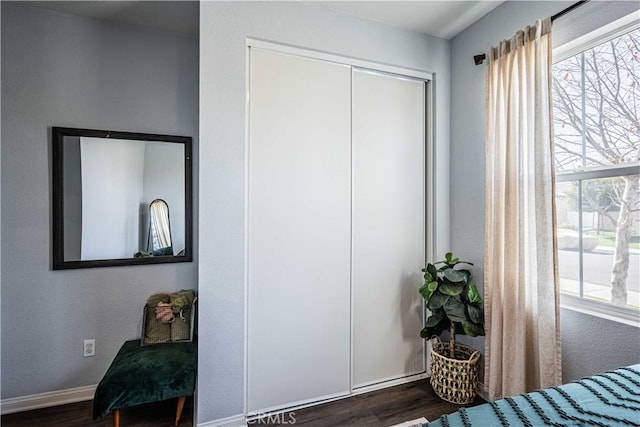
52;127;193;269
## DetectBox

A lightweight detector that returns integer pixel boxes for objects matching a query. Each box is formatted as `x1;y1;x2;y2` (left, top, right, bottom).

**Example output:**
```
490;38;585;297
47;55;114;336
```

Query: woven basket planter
430;341;481;405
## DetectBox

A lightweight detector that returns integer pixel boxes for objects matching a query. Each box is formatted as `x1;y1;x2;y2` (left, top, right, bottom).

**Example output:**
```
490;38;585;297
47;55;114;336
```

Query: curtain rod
473;0;590;65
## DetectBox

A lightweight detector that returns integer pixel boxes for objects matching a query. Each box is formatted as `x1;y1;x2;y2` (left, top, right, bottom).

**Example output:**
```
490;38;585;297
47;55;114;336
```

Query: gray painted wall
1;2;198;399
450;1;640;383
199;2;451;422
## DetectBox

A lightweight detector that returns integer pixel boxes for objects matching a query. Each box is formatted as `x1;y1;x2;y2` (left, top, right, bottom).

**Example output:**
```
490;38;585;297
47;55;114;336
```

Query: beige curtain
150;200;172;249
484;17;562;400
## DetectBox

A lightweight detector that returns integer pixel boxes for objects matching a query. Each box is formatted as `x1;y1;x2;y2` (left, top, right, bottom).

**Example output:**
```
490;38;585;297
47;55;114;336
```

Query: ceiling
26;1;504;40
326;1;504;39
27;1;200;37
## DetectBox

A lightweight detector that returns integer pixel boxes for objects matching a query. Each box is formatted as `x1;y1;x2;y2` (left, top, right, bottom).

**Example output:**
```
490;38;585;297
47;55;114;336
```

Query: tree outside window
553;26;639;312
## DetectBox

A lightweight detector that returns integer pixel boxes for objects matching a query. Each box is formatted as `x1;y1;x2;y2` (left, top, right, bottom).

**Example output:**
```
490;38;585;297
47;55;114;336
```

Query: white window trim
561;294;640;328
554;11;640;62
552;12;640;327
556;164;640;182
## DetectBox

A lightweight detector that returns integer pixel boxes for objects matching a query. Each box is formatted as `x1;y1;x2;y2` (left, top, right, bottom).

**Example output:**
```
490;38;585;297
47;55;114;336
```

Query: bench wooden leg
113;408;121;427
175;396;186;426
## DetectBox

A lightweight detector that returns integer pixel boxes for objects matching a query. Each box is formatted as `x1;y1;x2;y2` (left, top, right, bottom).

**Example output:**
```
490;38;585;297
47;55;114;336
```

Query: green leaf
419;281;439;301
458;269;472;283
428;281;438;291
467;283;482;304
418;284;432;301
425;310;445;327
421;322;447;339
467;304;483;324
444;252;460;266
420;326;430;339
443;268;466;283
439;280;465;296
443;298;467;322
427;291;449;310
422;266;433;282
461;320;485;337
427;263;438;280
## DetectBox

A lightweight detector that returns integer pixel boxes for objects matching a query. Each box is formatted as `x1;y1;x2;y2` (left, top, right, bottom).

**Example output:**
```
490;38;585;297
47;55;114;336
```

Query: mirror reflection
52;127;192;269
148;199;173;256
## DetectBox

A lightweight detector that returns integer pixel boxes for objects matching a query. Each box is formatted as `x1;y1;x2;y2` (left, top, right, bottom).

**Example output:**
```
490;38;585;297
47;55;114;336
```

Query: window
552;19;640;324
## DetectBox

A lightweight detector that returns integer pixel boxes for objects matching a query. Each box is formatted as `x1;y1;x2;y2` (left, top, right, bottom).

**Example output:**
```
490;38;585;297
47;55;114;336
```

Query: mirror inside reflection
53;127;192;269
147;199;174;257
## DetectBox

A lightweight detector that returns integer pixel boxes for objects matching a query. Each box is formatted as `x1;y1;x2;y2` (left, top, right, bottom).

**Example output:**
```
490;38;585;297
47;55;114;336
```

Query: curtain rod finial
474;54;486;66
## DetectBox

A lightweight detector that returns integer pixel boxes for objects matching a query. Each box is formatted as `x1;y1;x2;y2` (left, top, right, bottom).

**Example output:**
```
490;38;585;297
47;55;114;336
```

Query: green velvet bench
93;339;197;427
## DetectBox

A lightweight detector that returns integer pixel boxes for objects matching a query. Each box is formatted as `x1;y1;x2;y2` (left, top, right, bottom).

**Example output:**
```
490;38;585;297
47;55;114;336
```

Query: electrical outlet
83;339;95;357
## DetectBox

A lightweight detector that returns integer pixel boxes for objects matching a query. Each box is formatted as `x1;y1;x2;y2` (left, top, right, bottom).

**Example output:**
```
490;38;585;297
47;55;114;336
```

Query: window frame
552;13;640;327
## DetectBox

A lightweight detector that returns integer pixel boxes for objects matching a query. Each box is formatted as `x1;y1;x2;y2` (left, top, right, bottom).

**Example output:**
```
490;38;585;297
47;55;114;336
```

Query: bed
427;364;640;427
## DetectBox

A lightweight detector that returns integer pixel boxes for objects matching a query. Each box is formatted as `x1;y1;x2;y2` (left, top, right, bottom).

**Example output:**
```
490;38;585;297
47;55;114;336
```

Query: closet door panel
352;69;426;388
247;49;352;412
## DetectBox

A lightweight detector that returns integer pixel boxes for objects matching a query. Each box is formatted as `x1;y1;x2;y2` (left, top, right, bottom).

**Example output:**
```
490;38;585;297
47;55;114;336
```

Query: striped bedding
426;364;640;427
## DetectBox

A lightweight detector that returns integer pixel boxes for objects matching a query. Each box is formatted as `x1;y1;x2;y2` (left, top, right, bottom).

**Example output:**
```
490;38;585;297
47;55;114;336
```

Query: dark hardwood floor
1;398;194;427
1;380;481;426
258;380;482;426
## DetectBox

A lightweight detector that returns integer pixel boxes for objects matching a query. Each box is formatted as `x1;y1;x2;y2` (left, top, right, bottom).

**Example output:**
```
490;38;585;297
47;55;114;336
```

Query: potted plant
419;252;485;404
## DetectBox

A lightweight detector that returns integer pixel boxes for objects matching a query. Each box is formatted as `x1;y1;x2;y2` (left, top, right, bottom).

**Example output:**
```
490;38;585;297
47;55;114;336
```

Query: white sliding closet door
351;69;426;388
247;49;352;412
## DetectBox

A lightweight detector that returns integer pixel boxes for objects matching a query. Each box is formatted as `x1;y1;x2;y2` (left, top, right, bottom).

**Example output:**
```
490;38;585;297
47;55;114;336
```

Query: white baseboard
198;414;247;427
197;374;430;427
352;372;429;395
1;384;96;415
